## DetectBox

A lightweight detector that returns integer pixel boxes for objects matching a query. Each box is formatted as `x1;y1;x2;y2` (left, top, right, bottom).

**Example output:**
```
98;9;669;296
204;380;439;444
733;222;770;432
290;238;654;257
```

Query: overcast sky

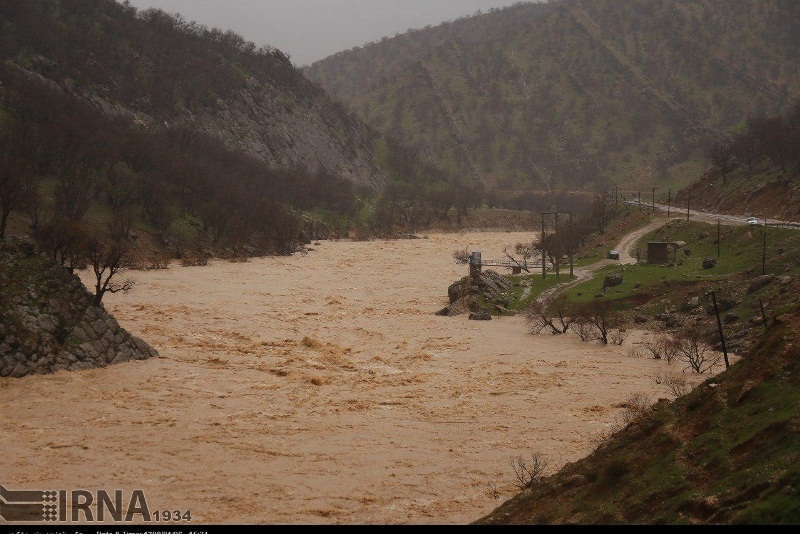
124;0;529;67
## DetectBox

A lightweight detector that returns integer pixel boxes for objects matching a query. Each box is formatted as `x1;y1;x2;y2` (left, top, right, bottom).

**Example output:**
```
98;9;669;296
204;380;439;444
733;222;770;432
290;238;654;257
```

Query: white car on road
747;216;760;226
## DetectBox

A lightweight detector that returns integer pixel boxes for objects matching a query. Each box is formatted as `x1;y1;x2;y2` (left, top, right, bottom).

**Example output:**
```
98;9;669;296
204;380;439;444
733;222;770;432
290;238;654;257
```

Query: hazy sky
124;0;529;67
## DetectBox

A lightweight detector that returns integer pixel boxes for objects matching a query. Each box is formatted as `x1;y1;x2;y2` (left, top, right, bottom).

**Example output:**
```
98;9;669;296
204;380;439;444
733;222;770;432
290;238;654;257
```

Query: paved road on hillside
535;203;800;304
627;201;800;229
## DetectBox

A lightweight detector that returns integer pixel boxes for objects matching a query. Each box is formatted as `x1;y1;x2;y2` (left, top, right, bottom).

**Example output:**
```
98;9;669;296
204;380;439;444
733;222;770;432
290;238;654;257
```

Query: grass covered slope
307;0;800;193
560;216;800;355
476;306;800;524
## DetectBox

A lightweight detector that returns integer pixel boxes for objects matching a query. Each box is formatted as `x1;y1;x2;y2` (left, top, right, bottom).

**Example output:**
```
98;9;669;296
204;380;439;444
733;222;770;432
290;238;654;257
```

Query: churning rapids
0;231;721;524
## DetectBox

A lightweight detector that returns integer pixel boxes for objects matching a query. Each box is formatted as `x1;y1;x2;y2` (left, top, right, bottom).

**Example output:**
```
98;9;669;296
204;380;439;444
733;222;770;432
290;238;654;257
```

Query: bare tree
673;326;720;374
54;163;97;223
526;299;561;335
429;183;455;221
0;113;40;238
505;242;537;272
108;203;136;239
640;333;679;363
486;481;500;501
665;374;690;397
595;392;652;446
614;393;652;432
453;247;470;265
0;144;35;238
709;141;736;183
21;187;44;230
508;452;549;491
35;217;90;272
591;305;613;345
571;301;624;345
453;186;481;225
266;205;301;255
525;294;575;335
572;315;598;342
86;238;135;305
609;328;629;346
651;372;690;398
371;194;398;235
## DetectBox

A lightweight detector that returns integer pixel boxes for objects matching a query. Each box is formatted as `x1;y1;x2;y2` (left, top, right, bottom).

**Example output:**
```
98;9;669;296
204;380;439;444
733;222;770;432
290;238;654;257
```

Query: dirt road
536;218;671;303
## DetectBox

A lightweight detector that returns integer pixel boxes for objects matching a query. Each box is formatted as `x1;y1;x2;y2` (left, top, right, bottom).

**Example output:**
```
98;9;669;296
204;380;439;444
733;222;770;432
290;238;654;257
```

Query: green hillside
306;0;800;194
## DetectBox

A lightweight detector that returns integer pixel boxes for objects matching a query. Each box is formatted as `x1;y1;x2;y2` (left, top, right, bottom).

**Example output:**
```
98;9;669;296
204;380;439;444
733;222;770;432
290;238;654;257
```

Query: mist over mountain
306;0;800;194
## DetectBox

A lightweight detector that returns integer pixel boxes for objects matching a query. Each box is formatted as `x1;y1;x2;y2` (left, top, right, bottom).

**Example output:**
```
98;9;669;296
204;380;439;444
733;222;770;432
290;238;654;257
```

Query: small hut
469;251;482;278
647;242;669;264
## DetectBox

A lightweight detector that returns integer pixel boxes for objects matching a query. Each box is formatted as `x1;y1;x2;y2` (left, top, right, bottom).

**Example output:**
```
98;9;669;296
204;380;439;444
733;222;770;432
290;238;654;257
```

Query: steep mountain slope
306;0;800;193
2;0;484;259
0;0;386;189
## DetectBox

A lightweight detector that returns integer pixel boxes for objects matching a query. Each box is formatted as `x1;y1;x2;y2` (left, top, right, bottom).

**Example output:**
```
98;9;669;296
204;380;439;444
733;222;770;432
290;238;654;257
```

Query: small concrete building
469;251;482;278
647;241;669;264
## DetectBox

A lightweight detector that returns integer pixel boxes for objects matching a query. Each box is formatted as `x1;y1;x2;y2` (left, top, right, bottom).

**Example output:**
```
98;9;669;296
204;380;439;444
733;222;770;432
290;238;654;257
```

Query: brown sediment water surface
0;231;726;524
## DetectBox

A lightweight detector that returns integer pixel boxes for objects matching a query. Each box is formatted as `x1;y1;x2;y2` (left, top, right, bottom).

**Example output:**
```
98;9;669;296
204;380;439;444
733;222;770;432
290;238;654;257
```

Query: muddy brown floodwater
0;231;726;525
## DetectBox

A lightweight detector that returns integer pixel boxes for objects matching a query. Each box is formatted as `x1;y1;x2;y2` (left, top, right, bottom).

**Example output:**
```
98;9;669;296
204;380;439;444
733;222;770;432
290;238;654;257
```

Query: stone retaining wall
0;240;158;378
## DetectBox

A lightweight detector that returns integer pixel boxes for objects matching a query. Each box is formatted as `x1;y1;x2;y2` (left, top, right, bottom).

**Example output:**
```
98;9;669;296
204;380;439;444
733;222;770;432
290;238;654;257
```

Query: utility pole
652;187;656;212
569;212;574;278
686;192;691;221
554;212;560;279
710;291;730;370
541;211;547;280
762;219;767;275
667;189;671;218
717;219;721;258
638;191;642;212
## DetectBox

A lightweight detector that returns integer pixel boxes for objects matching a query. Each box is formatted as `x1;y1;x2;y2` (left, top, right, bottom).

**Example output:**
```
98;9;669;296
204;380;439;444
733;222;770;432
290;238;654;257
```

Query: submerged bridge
469;252;534;276
468;251;566;278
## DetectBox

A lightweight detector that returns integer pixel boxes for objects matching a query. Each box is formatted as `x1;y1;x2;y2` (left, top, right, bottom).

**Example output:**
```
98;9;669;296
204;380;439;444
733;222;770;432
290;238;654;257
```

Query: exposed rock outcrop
603;273;624;289
469;310;492;321
747;274;775;294
10;61;388;192
702;257;717;269
438;270;513;317
0;239;158;378
174;77;388;190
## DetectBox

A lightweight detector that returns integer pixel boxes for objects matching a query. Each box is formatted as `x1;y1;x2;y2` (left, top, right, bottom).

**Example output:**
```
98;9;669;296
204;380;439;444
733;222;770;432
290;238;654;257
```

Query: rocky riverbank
0;239;158;377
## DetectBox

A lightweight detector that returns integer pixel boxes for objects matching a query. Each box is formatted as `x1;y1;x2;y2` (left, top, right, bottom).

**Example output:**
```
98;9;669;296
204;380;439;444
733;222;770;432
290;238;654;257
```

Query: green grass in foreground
506;273;576;310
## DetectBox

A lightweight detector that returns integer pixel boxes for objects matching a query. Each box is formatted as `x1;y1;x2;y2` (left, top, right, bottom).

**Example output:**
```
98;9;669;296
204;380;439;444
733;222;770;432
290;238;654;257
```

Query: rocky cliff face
173;77;387;189
0;239;158;378
1;1;392;192
436;270;515;318
17;65;388;191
